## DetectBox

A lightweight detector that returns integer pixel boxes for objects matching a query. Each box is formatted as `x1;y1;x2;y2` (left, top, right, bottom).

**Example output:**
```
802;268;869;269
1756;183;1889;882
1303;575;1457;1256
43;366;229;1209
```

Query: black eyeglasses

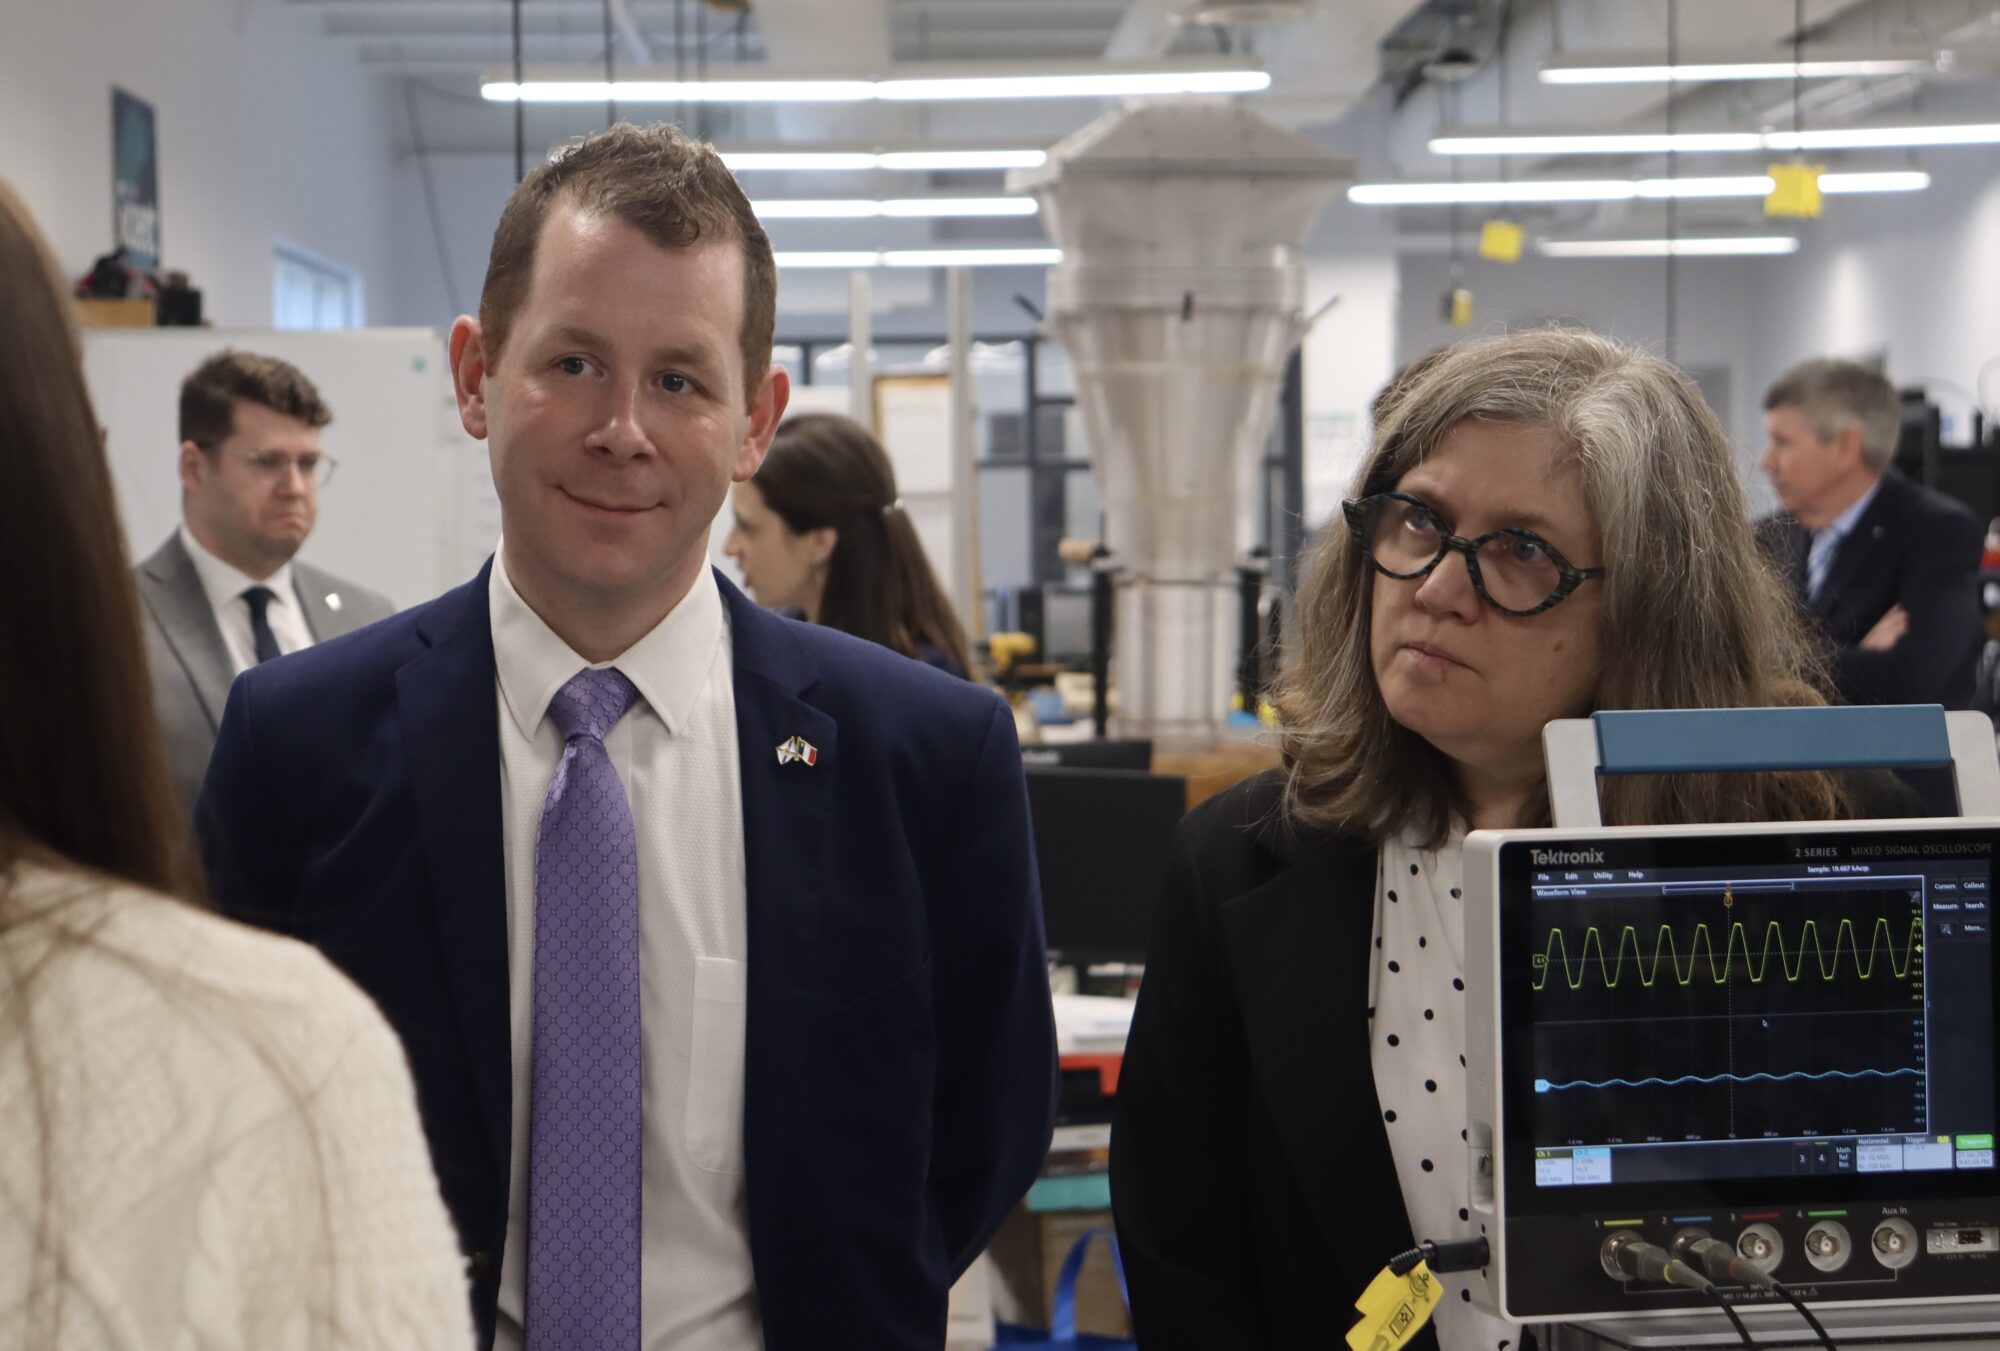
1342;491;1606;617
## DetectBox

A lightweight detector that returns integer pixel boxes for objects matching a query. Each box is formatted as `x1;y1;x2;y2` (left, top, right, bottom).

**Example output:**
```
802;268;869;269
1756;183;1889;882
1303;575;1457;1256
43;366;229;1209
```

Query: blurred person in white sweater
0;177;474;1349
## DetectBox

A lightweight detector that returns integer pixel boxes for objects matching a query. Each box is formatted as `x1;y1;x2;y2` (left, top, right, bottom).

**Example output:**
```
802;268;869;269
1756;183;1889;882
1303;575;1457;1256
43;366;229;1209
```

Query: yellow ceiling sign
1479;218;1525;262
1766;163;1825;219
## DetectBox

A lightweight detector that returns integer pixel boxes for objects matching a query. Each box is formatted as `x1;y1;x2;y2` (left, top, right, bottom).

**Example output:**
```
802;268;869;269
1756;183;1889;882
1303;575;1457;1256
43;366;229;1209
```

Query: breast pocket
686;956;748;1176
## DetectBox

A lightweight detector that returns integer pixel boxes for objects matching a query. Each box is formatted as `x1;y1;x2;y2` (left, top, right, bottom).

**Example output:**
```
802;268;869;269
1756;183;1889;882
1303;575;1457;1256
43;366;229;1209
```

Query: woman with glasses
0;182;472;1345
1109;329;1910;1351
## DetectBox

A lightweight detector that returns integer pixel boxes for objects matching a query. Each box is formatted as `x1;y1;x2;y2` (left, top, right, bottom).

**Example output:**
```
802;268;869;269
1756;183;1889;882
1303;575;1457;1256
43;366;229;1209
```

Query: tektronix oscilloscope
1462;709;2000;1343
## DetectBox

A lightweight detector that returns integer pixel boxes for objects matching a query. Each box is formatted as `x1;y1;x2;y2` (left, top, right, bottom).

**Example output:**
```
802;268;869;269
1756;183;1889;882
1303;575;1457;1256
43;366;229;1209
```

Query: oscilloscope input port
1736;1223;1785;1274
1872;1218;1918;1270
1803;1220;1852;1273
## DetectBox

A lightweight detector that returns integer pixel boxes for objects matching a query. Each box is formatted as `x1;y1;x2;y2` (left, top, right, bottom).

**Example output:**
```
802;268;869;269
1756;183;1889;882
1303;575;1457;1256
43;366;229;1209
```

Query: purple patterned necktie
528;667;643;1350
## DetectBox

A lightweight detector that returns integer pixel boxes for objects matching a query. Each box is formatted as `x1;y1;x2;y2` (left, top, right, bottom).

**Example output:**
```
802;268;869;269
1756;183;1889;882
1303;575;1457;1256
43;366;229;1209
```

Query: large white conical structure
1010;99;1350;739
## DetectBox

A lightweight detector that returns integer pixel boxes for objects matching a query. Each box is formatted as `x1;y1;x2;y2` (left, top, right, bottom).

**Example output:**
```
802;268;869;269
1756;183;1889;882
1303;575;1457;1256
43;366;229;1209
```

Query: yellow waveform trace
1531;915;1923;991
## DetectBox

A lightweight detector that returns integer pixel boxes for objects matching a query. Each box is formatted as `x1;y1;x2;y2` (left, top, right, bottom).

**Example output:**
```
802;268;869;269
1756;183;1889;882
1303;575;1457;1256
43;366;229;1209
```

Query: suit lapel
720;572;837;1298
292;562;339;642
138;533;236;730
1814;477;1902;621
1219;836;1418;1266
396;563;512;1183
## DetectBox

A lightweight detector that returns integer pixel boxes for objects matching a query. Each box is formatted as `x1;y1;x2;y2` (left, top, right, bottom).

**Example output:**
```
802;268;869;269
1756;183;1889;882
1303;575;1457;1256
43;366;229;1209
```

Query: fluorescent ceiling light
487;62;1269;105
1348;170;1929;205
877;150;1048;171
875;71;1269;100
1430;123;2000;155
751;197;1038;219
493;80;876;103
1536;236;1800;258
884;248;1062;267
1539;47;1946;85
720;152;880;171
714;149;1048;173
775;248;1062;269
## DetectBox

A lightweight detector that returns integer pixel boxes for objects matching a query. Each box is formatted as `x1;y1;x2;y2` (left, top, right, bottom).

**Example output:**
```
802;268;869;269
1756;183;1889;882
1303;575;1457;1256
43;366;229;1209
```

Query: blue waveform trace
1534;1067;1922;1093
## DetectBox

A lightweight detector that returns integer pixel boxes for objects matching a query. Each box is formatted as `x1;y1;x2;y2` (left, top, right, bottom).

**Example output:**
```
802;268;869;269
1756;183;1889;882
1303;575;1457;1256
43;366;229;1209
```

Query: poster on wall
112;88;159;272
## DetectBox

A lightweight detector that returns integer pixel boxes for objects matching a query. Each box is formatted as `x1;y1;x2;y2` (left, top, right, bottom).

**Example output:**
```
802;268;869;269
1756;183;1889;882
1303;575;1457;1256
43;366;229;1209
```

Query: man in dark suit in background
198;124;1056;1351
136;350;393;812
1757;357;1984;711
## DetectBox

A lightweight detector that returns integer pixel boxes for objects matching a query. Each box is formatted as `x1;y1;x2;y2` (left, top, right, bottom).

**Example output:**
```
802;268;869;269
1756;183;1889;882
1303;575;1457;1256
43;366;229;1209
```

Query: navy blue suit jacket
197;562;1057;1350
1758;471;1985;709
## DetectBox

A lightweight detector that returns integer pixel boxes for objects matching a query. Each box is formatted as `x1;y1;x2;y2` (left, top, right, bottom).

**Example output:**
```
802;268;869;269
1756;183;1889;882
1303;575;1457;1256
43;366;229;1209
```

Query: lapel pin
776;736;819;767
325;592;344;612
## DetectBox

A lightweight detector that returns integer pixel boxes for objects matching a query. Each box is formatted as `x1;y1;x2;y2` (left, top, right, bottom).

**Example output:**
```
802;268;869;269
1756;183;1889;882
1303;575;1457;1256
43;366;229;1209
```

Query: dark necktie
242;586;283;665
528;667;644;1349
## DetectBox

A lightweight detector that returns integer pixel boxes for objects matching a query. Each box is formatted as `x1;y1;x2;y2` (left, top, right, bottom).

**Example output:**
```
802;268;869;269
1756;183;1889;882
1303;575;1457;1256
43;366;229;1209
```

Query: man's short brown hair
179;349;332;446
477;122;777;405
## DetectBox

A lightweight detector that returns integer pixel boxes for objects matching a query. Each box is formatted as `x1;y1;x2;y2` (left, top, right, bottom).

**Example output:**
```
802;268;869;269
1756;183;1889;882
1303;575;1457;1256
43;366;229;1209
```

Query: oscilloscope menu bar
1522;854;1994;1190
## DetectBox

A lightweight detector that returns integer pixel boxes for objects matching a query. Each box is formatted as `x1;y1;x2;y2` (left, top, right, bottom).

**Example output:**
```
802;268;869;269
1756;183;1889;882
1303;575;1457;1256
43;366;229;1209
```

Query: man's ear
449;316;492;440
178;440;205;494
733;363;792;483
1832;423;1869;471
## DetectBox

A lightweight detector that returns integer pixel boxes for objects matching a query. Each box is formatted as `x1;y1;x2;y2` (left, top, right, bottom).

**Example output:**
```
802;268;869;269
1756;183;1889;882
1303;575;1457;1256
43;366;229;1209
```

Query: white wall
1300;253;1399;528
1743;152;2000;455
0;0;401;328
1395;251;1768;497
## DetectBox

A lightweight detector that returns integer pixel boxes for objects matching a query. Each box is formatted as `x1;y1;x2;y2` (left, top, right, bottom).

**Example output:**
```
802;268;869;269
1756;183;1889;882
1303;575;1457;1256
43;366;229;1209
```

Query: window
274;243;363;329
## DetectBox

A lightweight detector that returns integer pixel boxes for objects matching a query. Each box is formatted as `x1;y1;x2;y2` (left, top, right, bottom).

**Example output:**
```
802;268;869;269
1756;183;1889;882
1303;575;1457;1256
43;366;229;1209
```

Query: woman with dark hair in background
725;411;974;678
0;179;472;1347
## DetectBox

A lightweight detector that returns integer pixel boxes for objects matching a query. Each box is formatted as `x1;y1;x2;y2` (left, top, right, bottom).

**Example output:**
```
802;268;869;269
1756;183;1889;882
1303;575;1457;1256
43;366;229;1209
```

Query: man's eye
557;356;589;376
662;373;690;394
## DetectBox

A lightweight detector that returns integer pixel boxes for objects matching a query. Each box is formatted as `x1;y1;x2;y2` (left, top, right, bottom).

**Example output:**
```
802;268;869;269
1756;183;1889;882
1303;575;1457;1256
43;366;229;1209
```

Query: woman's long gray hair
1273;328;1841;846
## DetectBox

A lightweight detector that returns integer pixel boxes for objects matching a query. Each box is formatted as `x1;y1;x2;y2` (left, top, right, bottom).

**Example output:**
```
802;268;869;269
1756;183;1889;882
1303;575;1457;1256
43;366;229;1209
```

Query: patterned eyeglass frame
1341;490;1607;618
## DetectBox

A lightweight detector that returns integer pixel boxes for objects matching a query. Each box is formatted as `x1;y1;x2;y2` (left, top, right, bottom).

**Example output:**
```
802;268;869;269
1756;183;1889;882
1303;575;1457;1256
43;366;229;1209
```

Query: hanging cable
675;0;688;131
511;0;525;183
403;79;463;319
696;0;710;140
1703;1288;1758;1351
1770;1280;1839;1351
1664;0;1680;362
603;0;616;130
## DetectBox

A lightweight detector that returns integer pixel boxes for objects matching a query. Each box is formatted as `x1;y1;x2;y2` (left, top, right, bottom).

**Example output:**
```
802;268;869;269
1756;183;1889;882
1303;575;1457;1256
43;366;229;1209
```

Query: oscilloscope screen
1514;848;1995;1191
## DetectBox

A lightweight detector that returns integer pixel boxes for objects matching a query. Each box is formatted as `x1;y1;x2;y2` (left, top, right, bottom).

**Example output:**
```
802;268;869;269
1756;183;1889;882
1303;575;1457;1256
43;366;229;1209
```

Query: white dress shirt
488;551;758;1351
1805;476;1883;603
178;524;316;674
1372;828;1520;1351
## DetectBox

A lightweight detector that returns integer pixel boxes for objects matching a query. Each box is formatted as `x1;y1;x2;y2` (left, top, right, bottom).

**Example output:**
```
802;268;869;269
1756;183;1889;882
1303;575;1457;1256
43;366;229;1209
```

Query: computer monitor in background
1024;766;1187;964
1021;739;1152;772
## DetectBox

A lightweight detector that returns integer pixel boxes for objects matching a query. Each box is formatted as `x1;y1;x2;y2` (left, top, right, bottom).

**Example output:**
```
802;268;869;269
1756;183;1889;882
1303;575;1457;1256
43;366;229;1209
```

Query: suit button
467;1249;500;1283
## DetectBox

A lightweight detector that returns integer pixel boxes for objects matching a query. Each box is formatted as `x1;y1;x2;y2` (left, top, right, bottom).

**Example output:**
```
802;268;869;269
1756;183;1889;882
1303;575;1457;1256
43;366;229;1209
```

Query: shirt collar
489;546;725;742
179;523;297;613
1819;475;1883;542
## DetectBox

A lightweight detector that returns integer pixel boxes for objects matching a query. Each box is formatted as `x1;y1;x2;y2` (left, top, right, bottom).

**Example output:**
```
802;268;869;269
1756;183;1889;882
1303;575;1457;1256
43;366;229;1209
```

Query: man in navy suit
198;124;1057;1351
1756;357;1984;711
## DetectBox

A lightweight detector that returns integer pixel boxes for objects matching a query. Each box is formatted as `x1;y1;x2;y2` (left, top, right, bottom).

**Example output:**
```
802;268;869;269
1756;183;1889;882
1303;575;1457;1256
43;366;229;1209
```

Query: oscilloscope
1465;818;2000;1326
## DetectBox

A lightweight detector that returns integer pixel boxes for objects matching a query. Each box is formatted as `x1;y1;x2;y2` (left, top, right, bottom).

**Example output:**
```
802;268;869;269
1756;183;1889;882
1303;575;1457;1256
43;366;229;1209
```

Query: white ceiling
298;0;2000;248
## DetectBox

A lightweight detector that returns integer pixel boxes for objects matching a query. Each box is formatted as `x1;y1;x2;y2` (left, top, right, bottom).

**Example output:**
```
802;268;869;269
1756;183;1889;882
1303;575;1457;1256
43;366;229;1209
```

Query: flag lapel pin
776;736;819;767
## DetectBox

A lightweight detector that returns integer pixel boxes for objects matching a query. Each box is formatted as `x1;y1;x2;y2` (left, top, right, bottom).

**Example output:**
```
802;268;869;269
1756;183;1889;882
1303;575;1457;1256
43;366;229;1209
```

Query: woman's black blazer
1110;768;1438;1351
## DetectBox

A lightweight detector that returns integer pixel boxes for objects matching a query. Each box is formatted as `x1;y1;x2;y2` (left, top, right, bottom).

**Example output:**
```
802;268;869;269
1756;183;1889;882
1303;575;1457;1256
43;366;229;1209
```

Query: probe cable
1680;1236;1840;1351
1604;1234;1755;1351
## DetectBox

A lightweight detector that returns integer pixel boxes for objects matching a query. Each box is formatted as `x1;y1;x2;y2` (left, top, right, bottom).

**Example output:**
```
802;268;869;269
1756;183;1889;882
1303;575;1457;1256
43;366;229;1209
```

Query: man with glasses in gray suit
136;350;393;813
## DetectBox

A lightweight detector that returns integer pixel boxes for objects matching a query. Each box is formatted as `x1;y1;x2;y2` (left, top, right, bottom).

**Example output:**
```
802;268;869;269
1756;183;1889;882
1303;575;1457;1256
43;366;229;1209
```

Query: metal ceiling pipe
1011;99;1349;740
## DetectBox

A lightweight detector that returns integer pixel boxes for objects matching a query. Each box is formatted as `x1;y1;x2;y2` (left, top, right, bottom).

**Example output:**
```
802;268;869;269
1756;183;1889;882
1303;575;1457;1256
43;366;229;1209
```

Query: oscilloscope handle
1543;705;2000;828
